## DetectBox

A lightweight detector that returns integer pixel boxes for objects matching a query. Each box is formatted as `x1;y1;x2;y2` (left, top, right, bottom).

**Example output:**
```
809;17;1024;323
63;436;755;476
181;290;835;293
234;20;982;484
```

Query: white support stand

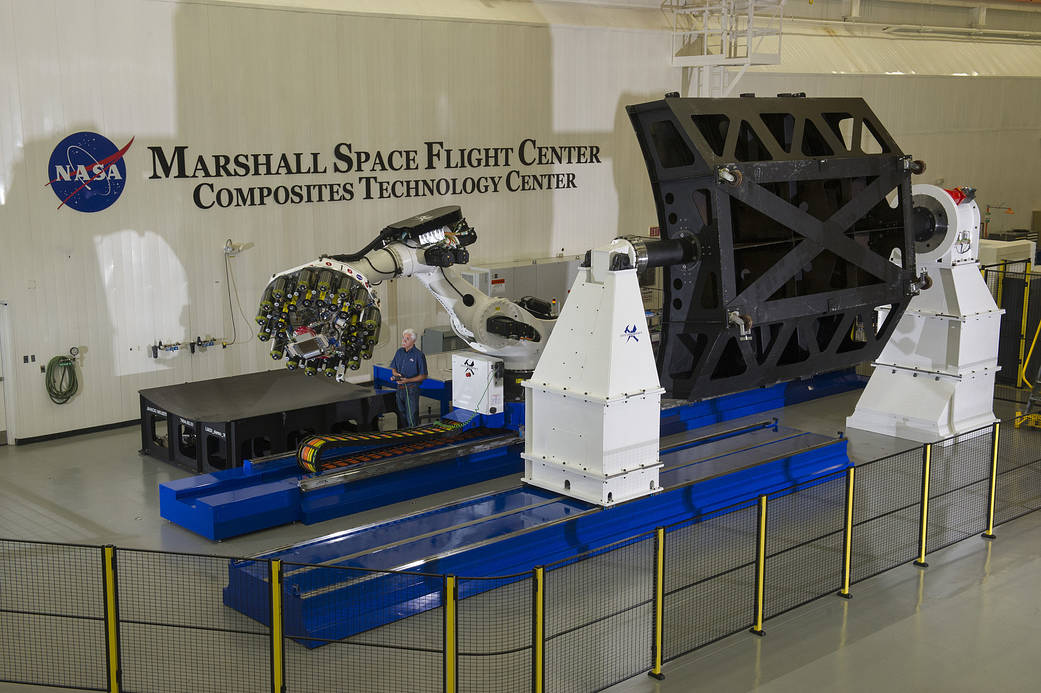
522;243;664;506
847;184;1003;442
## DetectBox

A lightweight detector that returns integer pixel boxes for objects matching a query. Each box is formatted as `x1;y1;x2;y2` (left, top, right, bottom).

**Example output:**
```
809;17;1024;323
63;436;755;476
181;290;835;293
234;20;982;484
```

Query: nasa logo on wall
47;132;134;212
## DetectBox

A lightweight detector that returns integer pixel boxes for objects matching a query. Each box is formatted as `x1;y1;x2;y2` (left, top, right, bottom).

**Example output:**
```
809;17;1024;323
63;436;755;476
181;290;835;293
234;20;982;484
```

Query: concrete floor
609;509;1041;693
0;390;920;556
0;390;1037;692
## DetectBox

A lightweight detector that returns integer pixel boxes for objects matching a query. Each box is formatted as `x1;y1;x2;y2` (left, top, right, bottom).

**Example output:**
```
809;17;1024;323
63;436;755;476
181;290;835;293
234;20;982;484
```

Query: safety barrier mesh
280;563;443;693
850;448;923;583
0;540;107;690
458;574;532;693
995;417;1041;525
926;426;992;553
764;475;846;618
663;503;757;661
983;266;1041;387
994;383;1030;405
116;550;271;693
981;261;1031;306
545;534;655;692
12;411;1041;692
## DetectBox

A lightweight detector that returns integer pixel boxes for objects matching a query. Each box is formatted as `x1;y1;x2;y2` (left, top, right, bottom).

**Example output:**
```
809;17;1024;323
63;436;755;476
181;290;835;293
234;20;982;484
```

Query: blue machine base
163;370;863;540
224;417;851;647
159;432;519;541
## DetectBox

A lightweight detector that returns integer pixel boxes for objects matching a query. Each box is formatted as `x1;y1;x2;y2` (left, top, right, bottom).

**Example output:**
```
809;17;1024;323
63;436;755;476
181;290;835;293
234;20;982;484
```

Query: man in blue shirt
390;328;428;428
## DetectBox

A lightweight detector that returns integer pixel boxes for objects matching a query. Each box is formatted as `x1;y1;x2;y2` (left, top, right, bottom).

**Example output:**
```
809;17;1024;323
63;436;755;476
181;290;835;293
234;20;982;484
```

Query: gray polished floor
609;509;1041;693
0;391;1037;692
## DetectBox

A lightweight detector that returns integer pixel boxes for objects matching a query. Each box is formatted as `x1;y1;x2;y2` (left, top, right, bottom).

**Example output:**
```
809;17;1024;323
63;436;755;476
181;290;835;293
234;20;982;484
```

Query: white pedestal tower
846;184;1003;442
522;241;664;506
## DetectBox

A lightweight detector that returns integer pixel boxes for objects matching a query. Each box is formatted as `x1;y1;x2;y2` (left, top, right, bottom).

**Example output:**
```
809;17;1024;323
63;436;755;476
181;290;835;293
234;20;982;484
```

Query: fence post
102;546;121;693
532;566;545;693
1018;263;1033;387
837;467;856;598
996;260;1007;308
914;443;933;568
445;575;458;693
750;495;767;636
982;421;1001;539
649;527;666;680
270;560;284;693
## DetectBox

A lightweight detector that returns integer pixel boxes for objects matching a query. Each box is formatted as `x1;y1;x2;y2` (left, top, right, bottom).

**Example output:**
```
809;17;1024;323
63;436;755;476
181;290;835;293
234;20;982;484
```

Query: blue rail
162;370;863;540
224;419;849;646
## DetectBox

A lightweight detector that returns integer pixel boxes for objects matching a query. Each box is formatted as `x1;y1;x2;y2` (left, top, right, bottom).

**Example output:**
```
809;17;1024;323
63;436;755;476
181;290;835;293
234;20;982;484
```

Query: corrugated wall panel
0;0;676;438
739;71;1041;239
4;0;1040;439
765;27;1041;77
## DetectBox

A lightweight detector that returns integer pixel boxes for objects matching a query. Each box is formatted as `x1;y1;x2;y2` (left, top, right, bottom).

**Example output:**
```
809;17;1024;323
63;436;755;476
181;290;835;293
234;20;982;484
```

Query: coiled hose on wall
45;355;78;404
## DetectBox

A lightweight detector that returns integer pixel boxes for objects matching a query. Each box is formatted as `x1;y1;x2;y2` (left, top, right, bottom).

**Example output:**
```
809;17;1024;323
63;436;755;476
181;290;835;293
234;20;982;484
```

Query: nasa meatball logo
47;132;134;212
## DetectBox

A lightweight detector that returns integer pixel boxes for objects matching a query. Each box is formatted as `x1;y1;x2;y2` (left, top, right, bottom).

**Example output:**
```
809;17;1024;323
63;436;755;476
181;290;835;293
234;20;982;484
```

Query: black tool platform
139;370;395;473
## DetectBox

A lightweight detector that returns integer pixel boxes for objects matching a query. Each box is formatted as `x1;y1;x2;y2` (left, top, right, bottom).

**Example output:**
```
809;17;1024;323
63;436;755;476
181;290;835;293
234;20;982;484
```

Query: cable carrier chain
627;94;923;402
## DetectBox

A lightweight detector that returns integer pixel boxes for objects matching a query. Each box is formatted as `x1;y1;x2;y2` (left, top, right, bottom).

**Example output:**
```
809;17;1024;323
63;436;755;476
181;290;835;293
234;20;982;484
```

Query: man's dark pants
396;383;420;428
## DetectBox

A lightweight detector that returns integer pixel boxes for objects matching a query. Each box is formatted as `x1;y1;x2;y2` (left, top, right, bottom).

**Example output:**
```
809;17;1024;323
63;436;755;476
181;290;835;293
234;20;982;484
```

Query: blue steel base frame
159;421;517;541
161;370;862;540
224;419;850;647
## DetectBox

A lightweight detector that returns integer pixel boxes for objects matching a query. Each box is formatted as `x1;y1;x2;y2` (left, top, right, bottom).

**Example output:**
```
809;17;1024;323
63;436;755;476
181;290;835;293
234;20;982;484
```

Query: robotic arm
255;206;555;380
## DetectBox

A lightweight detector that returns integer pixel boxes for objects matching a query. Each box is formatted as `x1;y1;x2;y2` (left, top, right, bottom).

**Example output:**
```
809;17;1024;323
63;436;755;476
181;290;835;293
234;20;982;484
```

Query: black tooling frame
628;95;918;400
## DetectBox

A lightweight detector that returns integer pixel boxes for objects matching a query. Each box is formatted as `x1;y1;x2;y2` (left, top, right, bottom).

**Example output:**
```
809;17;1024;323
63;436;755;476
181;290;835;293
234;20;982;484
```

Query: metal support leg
533;567;545;693
103;546;121;693
1018;264;1033;387
914;444;933;568
445;575;457;693
750;495;767;636
270;560;285;693
837;467;856;598
982;422;1000;539
649;527;666;680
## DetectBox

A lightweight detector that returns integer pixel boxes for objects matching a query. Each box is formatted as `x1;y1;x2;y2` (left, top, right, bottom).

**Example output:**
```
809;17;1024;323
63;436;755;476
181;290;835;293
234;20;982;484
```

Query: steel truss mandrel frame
627;95;919;401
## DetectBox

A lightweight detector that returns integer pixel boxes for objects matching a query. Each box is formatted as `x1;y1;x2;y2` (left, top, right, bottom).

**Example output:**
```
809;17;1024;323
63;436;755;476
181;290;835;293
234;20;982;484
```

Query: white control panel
451;352;504;415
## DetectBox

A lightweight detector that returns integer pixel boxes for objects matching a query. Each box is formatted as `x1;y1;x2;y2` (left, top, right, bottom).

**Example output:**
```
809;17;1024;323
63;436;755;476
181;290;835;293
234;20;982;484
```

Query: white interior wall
3;0;1040;440
0;0;677;439
736;71;1041;238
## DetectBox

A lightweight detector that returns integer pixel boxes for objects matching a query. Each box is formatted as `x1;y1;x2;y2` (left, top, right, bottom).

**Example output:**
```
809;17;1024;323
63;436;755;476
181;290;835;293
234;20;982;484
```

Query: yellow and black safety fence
648;527;665;680
3;416;1041;692
0;539;109;691
270;560;284;693
994;413;1041;524
277;561;447;692
983;262;1041;399
445;575;456;693
540;532;658;691
102;546;120;693
838;466;856;598
914;442;933;568
750;495;767;636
